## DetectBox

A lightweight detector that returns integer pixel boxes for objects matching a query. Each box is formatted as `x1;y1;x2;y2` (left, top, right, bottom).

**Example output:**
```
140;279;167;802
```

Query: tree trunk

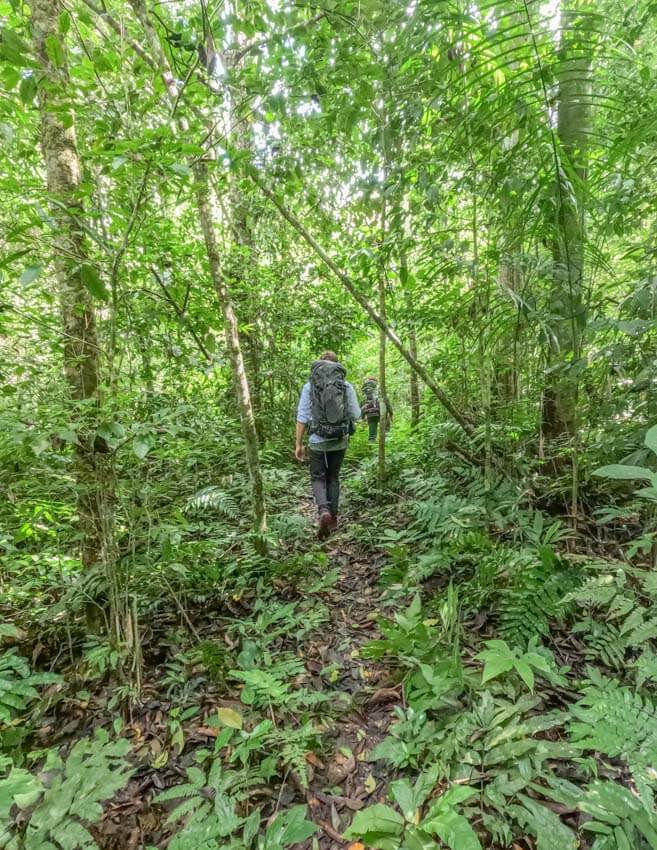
400;252;420;428
128;0;267;539
31;0;118;611
377;122;388;492
194;161;267;538
228;171;265;445
408;324;420;429
542;6;590;441
377;269;387;492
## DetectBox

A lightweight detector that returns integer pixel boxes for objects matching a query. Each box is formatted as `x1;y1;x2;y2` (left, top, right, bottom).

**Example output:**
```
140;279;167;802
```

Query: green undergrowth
339;433;657;850
3;423;657;848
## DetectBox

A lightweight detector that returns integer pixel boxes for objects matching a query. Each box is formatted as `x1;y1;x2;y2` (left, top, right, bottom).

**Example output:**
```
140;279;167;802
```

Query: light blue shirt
297;381;361;444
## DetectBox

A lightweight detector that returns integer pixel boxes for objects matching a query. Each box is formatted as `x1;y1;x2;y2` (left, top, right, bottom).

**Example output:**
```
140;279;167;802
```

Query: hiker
295;351;361;539
361;376;382;442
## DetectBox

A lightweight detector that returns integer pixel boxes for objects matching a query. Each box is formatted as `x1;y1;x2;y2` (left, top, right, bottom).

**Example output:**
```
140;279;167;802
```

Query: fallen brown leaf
368;687;401;706
305;751;325;769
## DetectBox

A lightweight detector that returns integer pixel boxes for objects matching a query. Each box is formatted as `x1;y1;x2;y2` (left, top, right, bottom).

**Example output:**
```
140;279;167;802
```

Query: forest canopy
1;0;657;847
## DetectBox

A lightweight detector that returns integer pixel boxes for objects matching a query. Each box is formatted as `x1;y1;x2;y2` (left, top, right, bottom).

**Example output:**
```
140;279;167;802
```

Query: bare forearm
295;421;306;447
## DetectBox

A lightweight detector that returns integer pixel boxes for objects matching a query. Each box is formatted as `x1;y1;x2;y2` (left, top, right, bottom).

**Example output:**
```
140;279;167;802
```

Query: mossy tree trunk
542;4;591;441
31;0;120;631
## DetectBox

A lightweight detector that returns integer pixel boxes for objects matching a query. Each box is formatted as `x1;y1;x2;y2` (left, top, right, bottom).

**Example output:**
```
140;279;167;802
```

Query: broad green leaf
645;425;657;457
422;807;482;850
523;652;551;672
344;804;405;849
58;10;71;34
480;653;514;683
20;264;42;285
19;74;37;105
401;826;439;850
481;639;510;652
0;768;41;818
216;707;242;729
593;464;654;481
268;804;317;844
0;28;31;67
171;163;192;178
391;778;417;821
80;264;109;301
45;34;65;67
0;623;19;638
97;421;124;441
514;658;535;691
433;786;478;810
2;67;20;91
515;796;578;850
407;593;422;619
635;487;657;501
132;434;153;459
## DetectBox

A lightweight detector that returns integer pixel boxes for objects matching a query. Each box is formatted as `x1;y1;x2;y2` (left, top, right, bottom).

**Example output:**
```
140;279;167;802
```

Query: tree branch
149;266;212;362
249;171;475;437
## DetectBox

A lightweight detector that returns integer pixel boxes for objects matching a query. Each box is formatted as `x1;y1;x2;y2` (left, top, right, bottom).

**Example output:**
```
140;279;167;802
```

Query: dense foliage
1;0;657;846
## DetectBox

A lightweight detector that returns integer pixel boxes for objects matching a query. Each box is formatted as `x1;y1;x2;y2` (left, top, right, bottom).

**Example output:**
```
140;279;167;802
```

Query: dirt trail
58;489;400;849
298;495;401;847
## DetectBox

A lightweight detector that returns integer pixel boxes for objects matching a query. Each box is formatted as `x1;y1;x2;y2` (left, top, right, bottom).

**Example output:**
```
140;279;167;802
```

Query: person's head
320;350;338;362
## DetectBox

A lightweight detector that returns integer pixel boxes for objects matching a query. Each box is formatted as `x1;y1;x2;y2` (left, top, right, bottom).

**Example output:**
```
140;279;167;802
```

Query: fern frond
626;616;657;648
165;796;205;826
499;559;580;647
184;486;240;519
634;649;657;690
568;670;657;802
574;620;626;669
153;783;200;804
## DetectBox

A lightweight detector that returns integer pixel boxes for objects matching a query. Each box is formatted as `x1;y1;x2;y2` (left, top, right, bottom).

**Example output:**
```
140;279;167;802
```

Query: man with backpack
361;377;381;442
295;351;361;539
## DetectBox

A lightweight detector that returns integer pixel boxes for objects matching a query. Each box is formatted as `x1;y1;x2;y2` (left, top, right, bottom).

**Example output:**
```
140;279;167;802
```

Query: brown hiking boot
317;511;332;540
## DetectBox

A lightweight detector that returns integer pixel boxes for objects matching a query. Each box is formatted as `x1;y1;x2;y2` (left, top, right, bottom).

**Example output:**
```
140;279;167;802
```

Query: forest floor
80;474;404;849
16;452;651;850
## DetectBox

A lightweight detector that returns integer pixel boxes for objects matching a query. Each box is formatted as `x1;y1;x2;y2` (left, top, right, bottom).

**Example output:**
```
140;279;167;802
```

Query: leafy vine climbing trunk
224;39;265;441
542;4;591;441
378;270;388;491
399;246;420;429
30;0;120;630
377;119;388;491
193;161;267;539
127;0;267;539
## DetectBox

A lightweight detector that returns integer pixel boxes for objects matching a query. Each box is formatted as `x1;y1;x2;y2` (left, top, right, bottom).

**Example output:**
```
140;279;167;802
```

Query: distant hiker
361;376;382;442
295;351;361;540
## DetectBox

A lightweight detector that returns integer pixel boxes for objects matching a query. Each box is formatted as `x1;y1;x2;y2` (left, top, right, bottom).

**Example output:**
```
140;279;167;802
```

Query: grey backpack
309;360;350;439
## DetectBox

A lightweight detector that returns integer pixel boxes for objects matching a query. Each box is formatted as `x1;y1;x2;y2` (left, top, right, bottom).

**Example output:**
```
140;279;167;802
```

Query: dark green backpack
309;360;350;439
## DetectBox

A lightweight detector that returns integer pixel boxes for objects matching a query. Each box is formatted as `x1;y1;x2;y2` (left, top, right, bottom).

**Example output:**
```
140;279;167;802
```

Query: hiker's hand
295;445;306;462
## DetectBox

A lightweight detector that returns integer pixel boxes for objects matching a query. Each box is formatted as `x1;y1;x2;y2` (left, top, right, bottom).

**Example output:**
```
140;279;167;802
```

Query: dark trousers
368;416;380;442
309;449;346;516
